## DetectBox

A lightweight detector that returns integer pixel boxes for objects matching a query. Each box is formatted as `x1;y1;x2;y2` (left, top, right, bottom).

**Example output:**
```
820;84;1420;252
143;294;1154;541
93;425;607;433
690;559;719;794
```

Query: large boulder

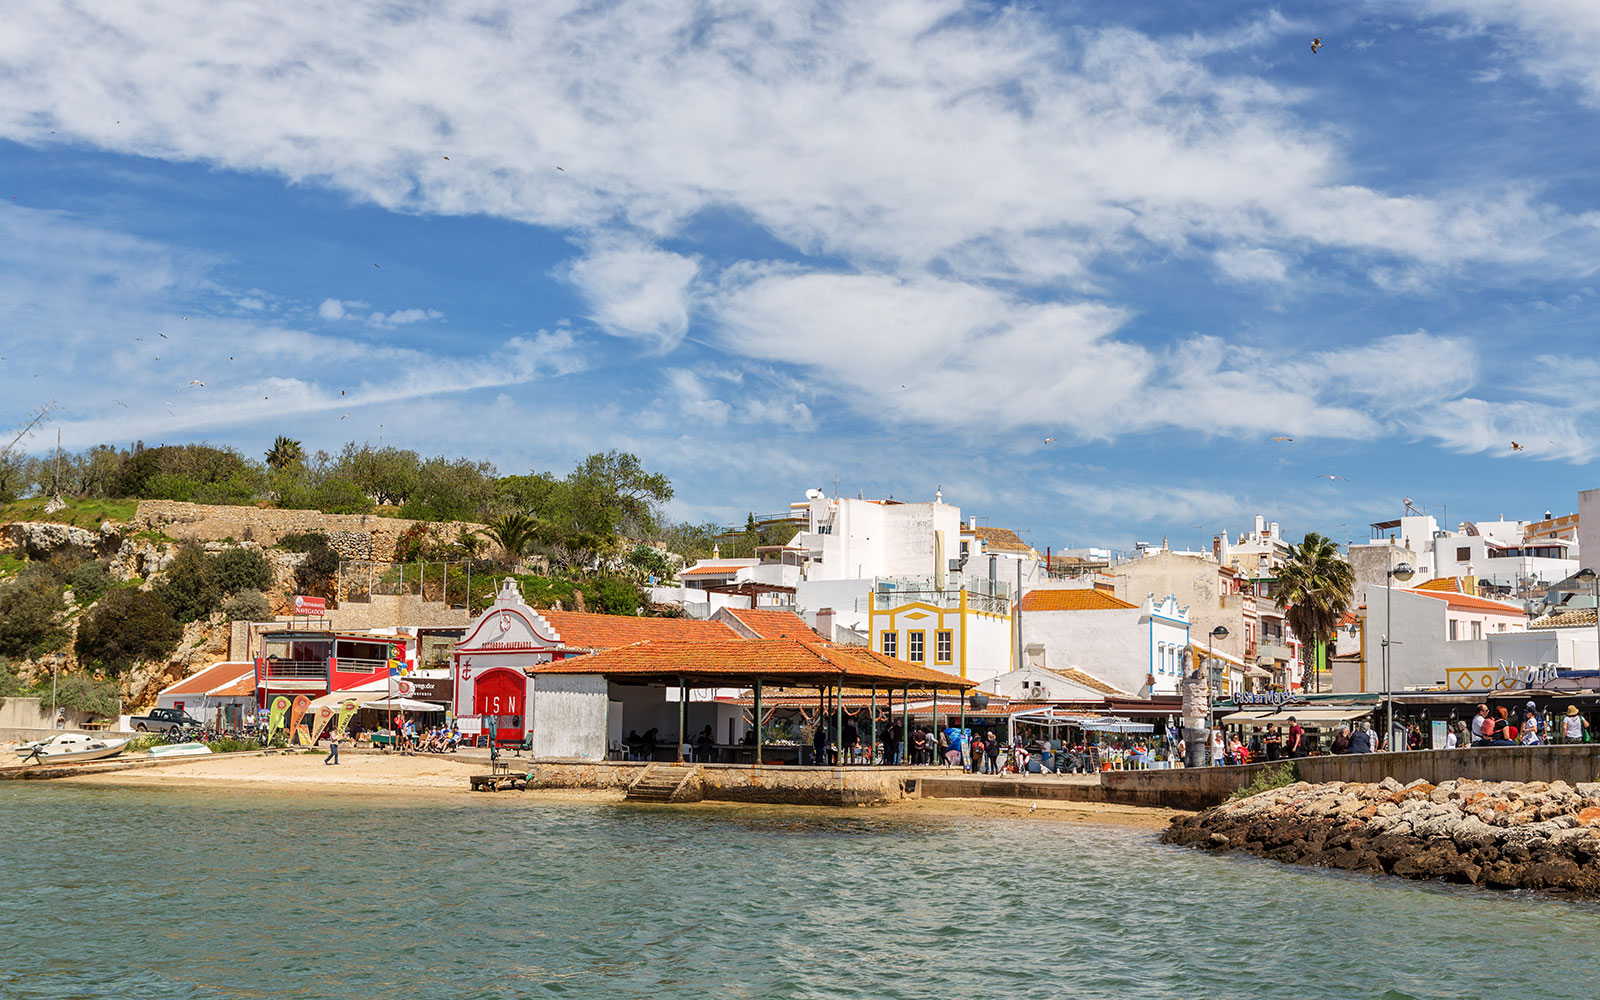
3;521;100;558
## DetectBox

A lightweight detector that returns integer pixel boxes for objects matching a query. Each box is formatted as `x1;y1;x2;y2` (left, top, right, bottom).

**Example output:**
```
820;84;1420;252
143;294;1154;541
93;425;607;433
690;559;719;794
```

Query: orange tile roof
965;525;1032;554
721;607;817;639
1416;577;1464;592
530;637;975;689
681;563;744;577
1405;589;1525;615
541;610;740;651
1529;608;1596;630
1021;589;1138;612
162;661;257;697
1051;666;1128;696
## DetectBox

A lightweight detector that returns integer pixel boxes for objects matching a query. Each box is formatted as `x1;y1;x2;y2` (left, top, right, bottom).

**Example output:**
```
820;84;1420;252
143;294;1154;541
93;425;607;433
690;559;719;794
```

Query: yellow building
867;578;1015;685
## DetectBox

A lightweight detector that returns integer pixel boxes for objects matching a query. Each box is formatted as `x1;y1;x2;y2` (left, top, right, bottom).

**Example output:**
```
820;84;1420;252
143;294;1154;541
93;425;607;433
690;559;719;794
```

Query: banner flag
288;695;310;745
308;705;335;744
267;696;290;743
335;698;360;738
296;724;311;746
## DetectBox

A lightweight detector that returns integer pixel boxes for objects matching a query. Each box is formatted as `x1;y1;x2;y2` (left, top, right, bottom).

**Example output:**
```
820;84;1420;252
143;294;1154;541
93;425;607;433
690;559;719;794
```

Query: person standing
1286;718;1305;758
1470;704;1488;742
1264;725;1282;761
1331;725;1351;755
1562;705;1590;744
323;731;340;765
985;731;1001;774
1210;728;1225;766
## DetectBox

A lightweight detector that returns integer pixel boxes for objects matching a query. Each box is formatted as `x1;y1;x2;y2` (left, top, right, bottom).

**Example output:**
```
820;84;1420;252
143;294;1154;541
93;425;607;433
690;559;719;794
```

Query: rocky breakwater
1163;778;1600;897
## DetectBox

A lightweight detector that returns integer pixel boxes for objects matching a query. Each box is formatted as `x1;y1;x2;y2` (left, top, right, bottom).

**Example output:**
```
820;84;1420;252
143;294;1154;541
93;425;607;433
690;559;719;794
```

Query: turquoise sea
1;784;1596;999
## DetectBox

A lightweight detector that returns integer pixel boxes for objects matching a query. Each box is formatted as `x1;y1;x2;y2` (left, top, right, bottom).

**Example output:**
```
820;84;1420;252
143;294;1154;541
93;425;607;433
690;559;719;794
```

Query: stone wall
131;500;489;561
520;761;915;805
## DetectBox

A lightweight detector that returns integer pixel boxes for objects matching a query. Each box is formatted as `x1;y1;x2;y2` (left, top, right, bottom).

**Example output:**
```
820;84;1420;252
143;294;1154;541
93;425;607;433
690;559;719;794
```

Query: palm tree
489;513;537;559
1276;532;1356;693
265;436;306;470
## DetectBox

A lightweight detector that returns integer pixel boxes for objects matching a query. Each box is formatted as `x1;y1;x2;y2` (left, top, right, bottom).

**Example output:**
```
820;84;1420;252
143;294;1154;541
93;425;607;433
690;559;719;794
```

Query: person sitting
695;725;716;763
1331;725;1351;755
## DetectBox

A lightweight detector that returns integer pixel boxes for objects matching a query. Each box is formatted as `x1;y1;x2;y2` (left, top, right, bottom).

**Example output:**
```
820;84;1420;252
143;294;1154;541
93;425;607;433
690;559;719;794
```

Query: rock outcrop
1163;779;1600;897
3;521;102;558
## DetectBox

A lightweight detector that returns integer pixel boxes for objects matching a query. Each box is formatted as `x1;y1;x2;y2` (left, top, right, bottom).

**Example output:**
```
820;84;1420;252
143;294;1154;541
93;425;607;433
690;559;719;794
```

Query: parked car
129;707;202;733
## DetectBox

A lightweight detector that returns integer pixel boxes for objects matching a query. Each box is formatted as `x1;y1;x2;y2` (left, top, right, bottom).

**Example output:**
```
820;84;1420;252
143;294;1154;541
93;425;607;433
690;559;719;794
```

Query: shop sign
1230;690;1305;707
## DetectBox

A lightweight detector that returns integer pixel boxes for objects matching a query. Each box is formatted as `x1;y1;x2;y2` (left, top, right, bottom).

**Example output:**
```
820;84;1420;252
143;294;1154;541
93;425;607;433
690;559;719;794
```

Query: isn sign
291;594;327;616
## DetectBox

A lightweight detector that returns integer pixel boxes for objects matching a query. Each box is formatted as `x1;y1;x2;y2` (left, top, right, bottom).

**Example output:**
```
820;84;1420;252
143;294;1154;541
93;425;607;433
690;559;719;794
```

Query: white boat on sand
143;742;213;758
13;732;130;765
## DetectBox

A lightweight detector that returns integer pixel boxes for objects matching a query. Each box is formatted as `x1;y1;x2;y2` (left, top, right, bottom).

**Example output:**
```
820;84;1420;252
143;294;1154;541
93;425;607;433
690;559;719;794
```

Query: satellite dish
805;488;825;500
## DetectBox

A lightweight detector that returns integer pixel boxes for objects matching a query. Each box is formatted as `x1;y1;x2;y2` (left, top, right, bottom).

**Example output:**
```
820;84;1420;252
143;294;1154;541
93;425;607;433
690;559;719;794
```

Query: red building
254;626;413;709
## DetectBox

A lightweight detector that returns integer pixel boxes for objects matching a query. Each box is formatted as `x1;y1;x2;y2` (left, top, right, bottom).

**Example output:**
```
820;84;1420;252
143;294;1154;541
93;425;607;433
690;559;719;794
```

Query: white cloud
1420;0;1600;104
368;307;444;327
565;242;699;348
318;298;346;320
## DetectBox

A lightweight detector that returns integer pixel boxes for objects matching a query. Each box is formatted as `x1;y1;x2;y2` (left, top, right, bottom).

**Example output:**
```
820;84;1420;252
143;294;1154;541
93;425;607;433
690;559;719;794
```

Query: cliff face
1163;778;1600;896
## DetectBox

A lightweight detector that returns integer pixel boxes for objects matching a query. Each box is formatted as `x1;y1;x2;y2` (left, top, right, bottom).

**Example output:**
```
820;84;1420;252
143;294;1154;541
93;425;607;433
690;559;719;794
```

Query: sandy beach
50;751;1184;825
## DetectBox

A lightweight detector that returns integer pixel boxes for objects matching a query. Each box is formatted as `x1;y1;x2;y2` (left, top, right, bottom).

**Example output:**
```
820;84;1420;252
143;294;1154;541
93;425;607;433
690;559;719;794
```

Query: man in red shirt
1287;717;1306;757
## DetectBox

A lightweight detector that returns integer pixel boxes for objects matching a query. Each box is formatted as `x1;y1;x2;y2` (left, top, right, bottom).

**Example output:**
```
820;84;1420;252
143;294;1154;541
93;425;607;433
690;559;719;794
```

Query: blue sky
3;1;1599;550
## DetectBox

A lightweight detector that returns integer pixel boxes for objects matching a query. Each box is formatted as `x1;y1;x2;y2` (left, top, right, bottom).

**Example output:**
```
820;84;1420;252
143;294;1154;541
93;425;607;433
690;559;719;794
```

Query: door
472;668;526;740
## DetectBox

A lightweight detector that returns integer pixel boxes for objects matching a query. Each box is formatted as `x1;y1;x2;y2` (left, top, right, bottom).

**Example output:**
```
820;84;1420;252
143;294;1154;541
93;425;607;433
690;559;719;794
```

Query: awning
1009;709;1153;733
1219;707;1373;728
360;697;447;712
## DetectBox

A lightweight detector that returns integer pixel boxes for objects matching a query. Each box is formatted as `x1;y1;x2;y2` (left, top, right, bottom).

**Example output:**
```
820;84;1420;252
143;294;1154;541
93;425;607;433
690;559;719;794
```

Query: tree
156;544;223;623
1276;533;1356;693
265;436;306;471
333;443;422;506
75;589;182;673
222;589;271;621
292;534;341;600
489;513;539;559
0;564;68;659
51;672;122;719
564;451;672;538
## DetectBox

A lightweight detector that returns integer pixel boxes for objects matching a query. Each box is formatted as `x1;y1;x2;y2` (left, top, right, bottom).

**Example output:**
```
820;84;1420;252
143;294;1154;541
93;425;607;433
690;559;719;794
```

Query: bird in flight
1511;441;1524;451
374;263;380;268
1311;38;1323;54
1314;474;1347;481
442;155;449;160
1271;436;1293;443
340;389;345;396
556;166;564;171
159;333;168;339
341;413;350;420
189;380;204;387
1043;437;1056;444
181;316;188;320
113;400;127;407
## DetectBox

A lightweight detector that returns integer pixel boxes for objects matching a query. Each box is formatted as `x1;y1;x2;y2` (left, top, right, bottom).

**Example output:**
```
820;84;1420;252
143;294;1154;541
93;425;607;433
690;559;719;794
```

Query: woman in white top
1444;727;1458;749
1562;705;1589;743
1210;729;1225;766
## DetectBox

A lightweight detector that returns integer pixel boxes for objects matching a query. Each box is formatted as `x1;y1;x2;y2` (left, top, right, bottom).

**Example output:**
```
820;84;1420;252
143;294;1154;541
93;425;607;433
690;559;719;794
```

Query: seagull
1314;474;1347;481
1271;436;1293;443
374;263;380;268
189;380;204;387
1043;437;1056;444
442;155;449;160
1510;441;1524;452
556;166;564;171
113;400;127;407
181;316;188;320
340;389;345;396
341;413;350;420
1311;37;1323;54
159;333;168;339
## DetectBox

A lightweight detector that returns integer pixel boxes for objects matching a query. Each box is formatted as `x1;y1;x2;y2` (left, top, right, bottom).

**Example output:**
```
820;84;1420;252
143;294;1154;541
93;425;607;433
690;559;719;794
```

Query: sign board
1230;691;1306;707
1445;664;1588;693
292;595;326;616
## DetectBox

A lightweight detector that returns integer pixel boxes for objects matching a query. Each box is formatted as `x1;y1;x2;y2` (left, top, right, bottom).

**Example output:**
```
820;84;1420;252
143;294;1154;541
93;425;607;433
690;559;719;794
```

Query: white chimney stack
815;608;836;642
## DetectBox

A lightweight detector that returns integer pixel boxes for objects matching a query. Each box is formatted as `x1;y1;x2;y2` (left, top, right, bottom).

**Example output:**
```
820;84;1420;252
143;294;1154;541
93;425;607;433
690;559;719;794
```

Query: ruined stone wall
131;500;489;561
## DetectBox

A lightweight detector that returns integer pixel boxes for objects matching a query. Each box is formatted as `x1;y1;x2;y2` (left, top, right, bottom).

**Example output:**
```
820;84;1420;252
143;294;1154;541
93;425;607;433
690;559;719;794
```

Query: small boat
13;732;130;765
142;742;213;758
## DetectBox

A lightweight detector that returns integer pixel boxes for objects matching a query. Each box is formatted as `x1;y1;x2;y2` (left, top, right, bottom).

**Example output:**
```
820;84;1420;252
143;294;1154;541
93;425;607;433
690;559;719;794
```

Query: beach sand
57;751;1184;825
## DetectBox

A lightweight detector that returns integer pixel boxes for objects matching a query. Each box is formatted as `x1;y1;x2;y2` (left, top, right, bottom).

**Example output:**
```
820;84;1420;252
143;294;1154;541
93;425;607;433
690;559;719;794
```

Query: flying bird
441;155;449;160
181;316;188;320
189;380;204;386
340;389;345;396
1271;436;1293;443
1043;437;1056;444
1510;441;1524;452
556;166;564;171
1314;474;1347;481
113;400;127;407
159;332;168;339
1311;38;1323;54
374;263;380;268
341;413;350;420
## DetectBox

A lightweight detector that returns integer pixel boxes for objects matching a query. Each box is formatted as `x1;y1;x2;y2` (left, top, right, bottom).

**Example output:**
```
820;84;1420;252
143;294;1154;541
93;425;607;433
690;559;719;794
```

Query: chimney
1255;514;1265;534
970;515;978;530
815;608;836;642
934;530;947;591
1269;521;1279;538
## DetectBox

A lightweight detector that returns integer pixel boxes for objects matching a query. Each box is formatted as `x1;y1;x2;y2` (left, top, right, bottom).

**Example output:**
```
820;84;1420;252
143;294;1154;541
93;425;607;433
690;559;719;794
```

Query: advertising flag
288;695;310;745
267;696;290;743
335;698;360;738
309;705;335;744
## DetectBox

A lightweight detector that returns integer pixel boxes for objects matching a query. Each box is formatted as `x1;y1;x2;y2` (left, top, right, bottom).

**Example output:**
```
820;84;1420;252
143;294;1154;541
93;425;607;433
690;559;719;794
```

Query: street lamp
1384;556;1415;752
1208;625;1229;764
1575;568;1599;672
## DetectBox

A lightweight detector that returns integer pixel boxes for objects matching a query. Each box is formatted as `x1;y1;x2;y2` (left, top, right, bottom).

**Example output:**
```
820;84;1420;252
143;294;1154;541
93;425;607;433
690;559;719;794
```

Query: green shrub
50;672;122;719
206;737;260;753
155;544;221;622
142;472;200;502
124;733;162;753
69;560;112;604
292;535;340;599
1229;763;1298;800
0;566;68;658
74;589;182;673
211;547;273;595
222;589;271;621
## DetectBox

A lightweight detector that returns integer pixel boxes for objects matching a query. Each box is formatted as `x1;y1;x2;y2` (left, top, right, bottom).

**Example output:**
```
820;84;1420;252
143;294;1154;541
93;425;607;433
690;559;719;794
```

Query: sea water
1;784;1595;999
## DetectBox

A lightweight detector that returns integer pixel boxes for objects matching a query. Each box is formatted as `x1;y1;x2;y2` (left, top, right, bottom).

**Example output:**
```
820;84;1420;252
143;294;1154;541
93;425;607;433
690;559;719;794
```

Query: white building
1214;514;1293;577
1011;589;1191;698
1344;585;1533;693
1350;512;1577;602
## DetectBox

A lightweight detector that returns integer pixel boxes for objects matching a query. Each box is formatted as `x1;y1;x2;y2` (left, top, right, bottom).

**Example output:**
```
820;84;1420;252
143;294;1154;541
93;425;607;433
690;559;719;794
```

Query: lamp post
1384;554;1415;752
1207;626;1229;764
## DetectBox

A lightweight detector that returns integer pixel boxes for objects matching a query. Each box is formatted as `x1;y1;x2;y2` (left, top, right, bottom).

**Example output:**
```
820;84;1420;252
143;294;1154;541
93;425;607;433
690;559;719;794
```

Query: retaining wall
132;501;488;561
521;761;919;806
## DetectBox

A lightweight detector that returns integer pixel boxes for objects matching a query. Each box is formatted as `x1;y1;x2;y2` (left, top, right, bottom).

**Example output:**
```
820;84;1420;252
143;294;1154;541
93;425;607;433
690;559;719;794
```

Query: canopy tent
1218;706;1372;729
1080;718;1155;733
360;697;447;713
1009;709;1154;733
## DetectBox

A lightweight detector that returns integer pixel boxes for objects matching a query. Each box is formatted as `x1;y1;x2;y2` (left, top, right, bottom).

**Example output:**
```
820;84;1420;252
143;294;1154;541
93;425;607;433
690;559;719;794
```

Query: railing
263;659;327;679
331;657;389;675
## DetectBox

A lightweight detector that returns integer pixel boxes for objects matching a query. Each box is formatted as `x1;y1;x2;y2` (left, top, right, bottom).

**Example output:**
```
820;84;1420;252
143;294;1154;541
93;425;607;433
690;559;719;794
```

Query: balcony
263;659;327;679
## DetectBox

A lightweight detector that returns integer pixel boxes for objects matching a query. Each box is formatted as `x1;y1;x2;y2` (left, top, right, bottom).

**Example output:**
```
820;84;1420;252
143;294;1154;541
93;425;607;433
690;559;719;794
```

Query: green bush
1229;763;1298;800
142;472;200;502
0;565;68;658
69;560;112;604
123;733;162;753
155;545;221;622
50;672;122;719
0;657;22;707
222;589;271;621
585;575;644;616
210;547;273;595
206;737;260;753
74;589;182;673
293;534;340;599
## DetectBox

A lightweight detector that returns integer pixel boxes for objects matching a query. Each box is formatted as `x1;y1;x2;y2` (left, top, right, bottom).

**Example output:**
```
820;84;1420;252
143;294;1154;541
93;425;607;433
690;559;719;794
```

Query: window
935;630;953;663
1448;620;1458;640
908;631;925;663
880;631;897;658
959;541;970;557
1472;621;1482;640
1456;546;1471;561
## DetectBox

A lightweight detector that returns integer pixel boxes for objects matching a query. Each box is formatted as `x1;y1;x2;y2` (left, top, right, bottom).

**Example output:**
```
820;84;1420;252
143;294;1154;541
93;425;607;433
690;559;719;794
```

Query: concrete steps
626;764;698;803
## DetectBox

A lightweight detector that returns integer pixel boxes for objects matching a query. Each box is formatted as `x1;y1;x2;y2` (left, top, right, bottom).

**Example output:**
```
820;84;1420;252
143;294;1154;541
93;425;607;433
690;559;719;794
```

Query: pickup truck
130;707;202;733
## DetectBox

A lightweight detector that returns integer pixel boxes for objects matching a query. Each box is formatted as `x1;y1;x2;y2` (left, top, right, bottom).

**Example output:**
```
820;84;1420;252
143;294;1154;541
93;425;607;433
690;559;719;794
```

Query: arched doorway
473;668;526;741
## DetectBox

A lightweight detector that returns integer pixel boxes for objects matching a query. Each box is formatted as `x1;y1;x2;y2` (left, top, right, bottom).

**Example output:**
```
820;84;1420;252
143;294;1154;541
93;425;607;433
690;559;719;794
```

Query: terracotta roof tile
681;564;743;577
161;661;257;697
965;525;1032;554
720;607;817;640
1021;589;1138;612
530;637;975;689
1405;589;1525;614
1051;666;1128;696
541;610;739;651
1530;608;1597;630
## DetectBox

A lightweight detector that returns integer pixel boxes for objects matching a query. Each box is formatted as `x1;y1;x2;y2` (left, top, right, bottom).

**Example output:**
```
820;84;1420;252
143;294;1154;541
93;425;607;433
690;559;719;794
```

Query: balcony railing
332;657;389;675
263;659;327;679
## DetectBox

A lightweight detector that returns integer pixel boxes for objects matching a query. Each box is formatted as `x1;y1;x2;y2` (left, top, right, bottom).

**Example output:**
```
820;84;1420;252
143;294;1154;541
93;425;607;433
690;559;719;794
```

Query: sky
3;0;1599;552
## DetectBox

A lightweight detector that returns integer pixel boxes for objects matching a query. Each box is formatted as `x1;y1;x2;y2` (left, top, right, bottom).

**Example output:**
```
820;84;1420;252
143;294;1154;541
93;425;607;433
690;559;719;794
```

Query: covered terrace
527;637;975;763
